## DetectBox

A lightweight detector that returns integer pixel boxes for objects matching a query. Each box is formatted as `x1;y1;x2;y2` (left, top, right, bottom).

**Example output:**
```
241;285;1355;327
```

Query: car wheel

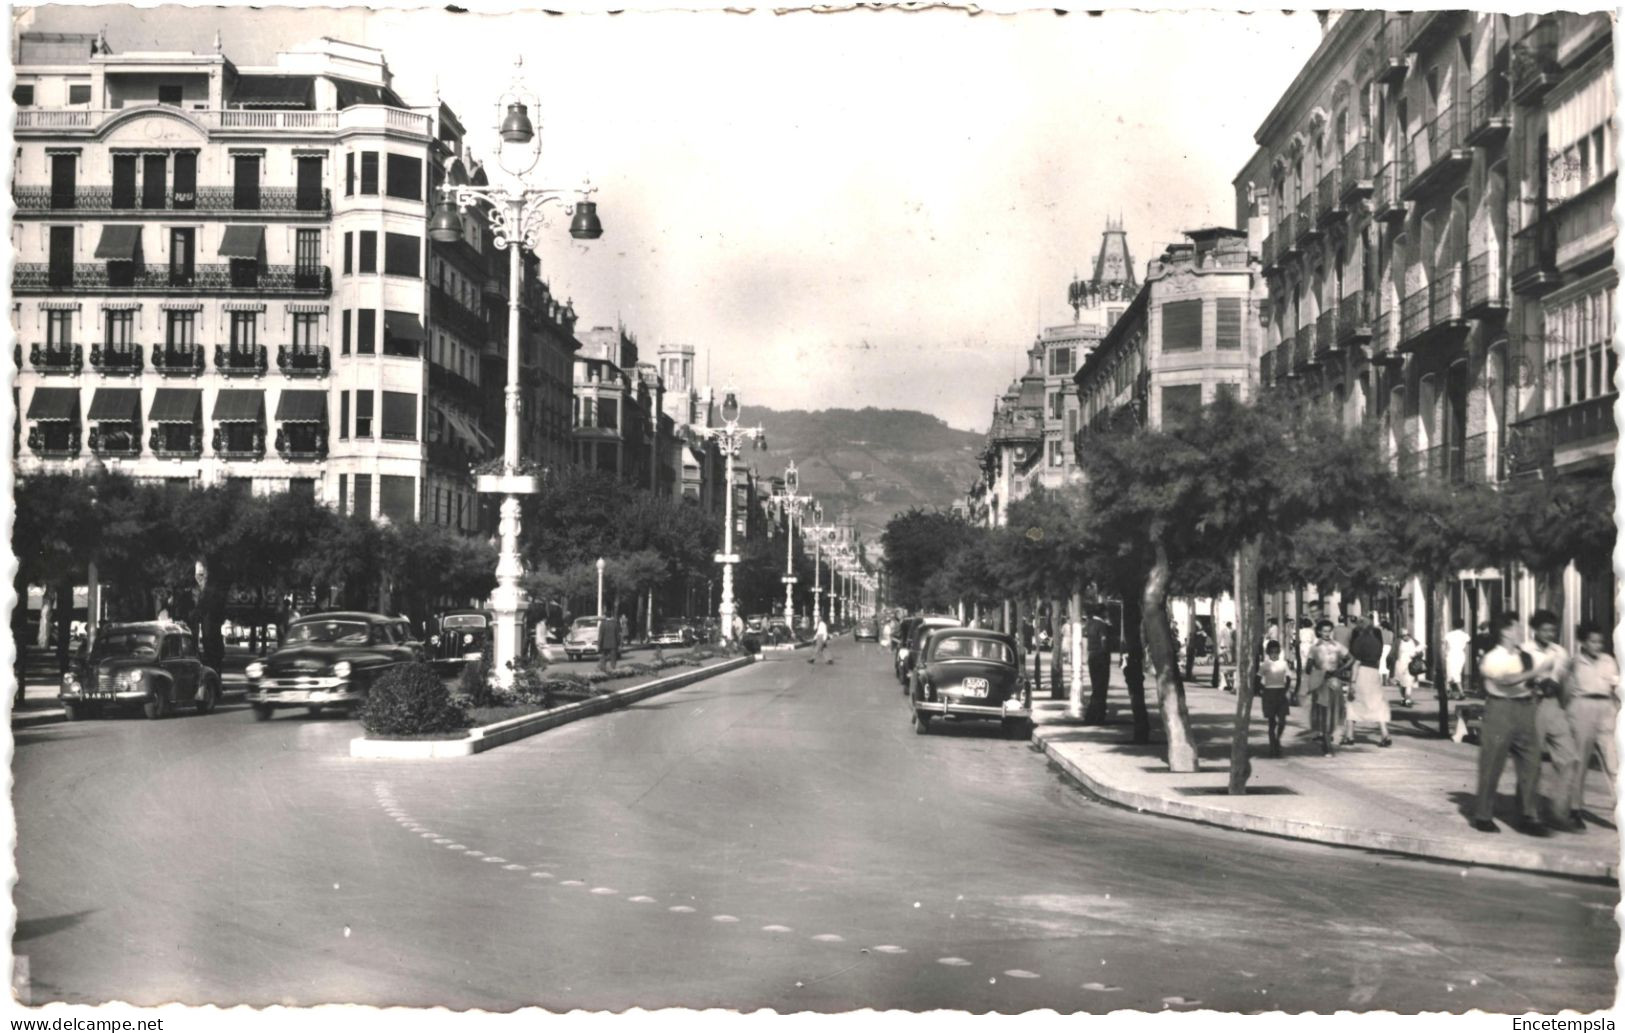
142;693;168;720
195;681;218;715
914;712;931;735
62;701;81;722
252;703;274;722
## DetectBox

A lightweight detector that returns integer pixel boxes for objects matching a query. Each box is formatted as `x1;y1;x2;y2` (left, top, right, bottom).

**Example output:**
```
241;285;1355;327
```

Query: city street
13;638;1616;1012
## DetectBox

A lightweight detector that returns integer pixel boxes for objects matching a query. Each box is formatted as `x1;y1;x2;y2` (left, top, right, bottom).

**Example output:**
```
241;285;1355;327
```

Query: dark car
651;618;696;648
893;617;922;682
59;621;221;720
910;628;1030;737
854;618;879;642
245;612;419;720
428;609;492;671
900;615;963;692
764;616;795;645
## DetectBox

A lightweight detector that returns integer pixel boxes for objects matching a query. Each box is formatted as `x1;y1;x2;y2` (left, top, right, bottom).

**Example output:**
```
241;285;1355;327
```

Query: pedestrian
1304;619;1353;756
534;618;554;665
1083;606;1112;722
1331;613;1353;649
1222;621;1237;692
1566;622;1618;824
1470;611;1556;836
1378;617;1394;686
597;614;621;673
1345;613;1392;747
1444;620;1471;700
1525;609;1582;832
1258;639;1293;757
808;614;832;665
731;613;745;653
1392;627;1420;708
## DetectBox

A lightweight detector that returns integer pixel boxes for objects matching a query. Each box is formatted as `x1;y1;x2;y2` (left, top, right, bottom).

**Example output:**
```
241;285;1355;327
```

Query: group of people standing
1241;611;1404;758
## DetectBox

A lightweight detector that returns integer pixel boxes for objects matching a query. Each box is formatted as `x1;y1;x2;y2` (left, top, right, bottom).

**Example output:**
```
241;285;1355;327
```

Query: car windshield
442;614;487;629
571;618;599;629
659;620;688;631
91;631;160;660
286;620;370;645
932;637;1014;664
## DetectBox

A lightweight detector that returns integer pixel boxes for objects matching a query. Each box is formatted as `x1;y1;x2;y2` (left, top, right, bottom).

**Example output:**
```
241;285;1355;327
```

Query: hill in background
743;407;984;544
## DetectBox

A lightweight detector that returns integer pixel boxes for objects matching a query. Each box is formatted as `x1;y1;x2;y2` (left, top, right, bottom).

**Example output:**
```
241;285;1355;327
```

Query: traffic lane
378;638;1617;1012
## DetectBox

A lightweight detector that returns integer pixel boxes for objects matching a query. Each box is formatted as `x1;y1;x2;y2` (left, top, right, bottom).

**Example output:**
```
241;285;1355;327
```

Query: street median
350;654;753;759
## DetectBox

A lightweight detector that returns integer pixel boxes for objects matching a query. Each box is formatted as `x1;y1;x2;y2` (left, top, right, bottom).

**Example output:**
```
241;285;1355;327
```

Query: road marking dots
712;915;739;923
628;896;657;903
669;906;697;913
531;872;553;879
762;925;793;933
872;945;907;954
446;844;468;852
591;887;619;895
561;880;586;887
1004;970;1040;979
504;865;528;871
1161;996;1202;1008
937;958;972;967
812;934;844;943
1081;983;1121;992
482;857;506;864
464;850;485;858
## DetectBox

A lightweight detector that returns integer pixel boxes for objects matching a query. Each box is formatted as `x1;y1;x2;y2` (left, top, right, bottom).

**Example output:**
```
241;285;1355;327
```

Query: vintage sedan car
59;621;221;720
910;628;1031;736
428;609;492;671
854;618;879;642
563;616;603;660
899;615;963;692
650;618;696;648
245;611;418;720
893;617;921;682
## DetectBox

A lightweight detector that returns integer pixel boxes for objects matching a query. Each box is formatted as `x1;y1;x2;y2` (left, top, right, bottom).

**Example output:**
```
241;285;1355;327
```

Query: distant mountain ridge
742;407;984;543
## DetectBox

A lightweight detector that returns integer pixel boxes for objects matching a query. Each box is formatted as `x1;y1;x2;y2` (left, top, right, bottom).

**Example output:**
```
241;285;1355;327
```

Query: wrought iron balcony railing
1293;326;1316;372
216;344;269;376
1397;434;1489;484
1510;218;1559;294
29;343;82;373
27;428;80;459
1465;71;1512;145
1316;169;1345;224
1464;251;1507;315
14;185;331;214
1373;162;1407;221
1314;309;1337;360
277;344;330;376
1510;18;1559;104
1296;194;1320;242
13;263;332;295
88;426;141;458
1339;139;1374;201
1375;15;1409;82
89;343;143;375
1400;105;1471;199
151;343;205;375
1336;290;1373;347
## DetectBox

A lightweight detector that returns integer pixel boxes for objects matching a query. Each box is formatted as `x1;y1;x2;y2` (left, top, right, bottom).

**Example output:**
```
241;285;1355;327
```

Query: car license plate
958;678;989;698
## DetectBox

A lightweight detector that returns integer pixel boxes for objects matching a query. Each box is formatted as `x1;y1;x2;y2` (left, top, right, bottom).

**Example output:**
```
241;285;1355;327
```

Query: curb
1031;725;1617;882
350;655;754;759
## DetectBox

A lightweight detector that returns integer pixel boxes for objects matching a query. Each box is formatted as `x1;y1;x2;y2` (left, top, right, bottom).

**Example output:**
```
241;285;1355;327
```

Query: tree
1495;475;1614;615
880;508;977;612
13;473;101;673
381;521;498;628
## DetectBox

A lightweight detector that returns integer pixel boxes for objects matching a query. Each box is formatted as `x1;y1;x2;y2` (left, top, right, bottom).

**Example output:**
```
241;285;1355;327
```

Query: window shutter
1215;298;1243;350
381;390;417;440
383;232;420;277
1162;299;1203;352
385;154;423;201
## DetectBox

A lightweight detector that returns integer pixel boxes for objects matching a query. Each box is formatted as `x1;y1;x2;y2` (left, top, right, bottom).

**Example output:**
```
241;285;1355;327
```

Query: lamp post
596;557;606;617
429;56;603;688
777;462;812;634
693;389;766;644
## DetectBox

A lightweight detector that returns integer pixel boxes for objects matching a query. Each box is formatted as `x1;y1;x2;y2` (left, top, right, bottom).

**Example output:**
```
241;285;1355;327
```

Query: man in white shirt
1567;622;1619;823
1526;609;1582;832
1471;611;1557;836
808;616;832;665
1445;621;1472;700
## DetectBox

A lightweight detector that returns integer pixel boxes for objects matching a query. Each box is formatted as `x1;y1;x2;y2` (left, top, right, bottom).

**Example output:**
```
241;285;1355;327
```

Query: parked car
893;617;923;682
428;608;492;671
910;627;1031;737
854;618;879;642
563;616;603;660
59;621;221;720
764;617;795;645
650;618;696;648
900;615;963;692
244;611;419;720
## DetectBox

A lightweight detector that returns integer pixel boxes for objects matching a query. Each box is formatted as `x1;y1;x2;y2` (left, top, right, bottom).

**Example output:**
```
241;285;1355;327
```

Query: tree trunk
1145;534;1199;771
1228;536;1263;795
53;578;73;675
1183;601;1196;681
1120;582;1152;744
36;586;53;650
1051;594;1066;700
1068;586;1085;714
1426;575;1448;738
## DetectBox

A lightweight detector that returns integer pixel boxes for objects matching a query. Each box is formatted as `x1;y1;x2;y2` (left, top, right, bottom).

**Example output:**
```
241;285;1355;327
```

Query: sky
17;3;1324;432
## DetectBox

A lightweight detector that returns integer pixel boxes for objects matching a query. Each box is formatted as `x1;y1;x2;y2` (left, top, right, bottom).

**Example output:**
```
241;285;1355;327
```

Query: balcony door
48;226;74;289
142;154;167;210
233;154;260;211
230;312;258;367
169;228;195;287
50;153;76;210
296;156;323;211
172;152;197;210
1443;361;1470;480
294;228;321;289
112;154;138;209
166;311;195;362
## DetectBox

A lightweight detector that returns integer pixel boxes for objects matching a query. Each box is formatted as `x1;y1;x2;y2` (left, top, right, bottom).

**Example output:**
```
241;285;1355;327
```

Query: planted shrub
459;656;506;709
361;662;469;737
511;663;555;706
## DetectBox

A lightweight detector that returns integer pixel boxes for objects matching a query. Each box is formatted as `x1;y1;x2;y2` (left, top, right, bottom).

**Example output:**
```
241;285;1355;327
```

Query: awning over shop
218;225;265;260
230;74;314;109
93;224;141;260
274;390;327;423
383;310;426;343
213;390;265;423
442;407;495;454
148;388;202;424
26;387;79;421
87;387;141;422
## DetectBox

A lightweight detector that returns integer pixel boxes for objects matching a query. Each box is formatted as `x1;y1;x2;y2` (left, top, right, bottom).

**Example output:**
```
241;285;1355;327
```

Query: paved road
12;639;1617;1011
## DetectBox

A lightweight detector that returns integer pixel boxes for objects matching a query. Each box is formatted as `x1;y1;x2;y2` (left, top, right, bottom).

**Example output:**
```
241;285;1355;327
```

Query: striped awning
93;224;142;260
148;388;201;424
231;74;314;109
212;389;264;423
274;390;326;423
218;225;265;259
383;310;426;343
26;388;79;421
87;387;141;422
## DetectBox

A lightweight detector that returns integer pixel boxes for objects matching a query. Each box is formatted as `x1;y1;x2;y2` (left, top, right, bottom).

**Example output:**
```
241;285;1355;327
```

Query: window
1049;347;1072;376
380;475;416;523
289;478;315;501
166;311;195;349
67;83;90;105
1544;287;1616;410
296;156;323;211
229;312;258;362
1215;382;1240;404
385;154;422;201
343;232;352;274
383;233;420;277
358;231;376;274
340;391;350;439
346;153;355;197
47;310;73;350
50;153;76;210
1215;298;1243;350
171;151;196;209
292;313;319;352
341;309;351;355
295;228;321;287
112;154;137;209
1048;440;1063;466
1161;384;1203;426
360;152;379;195
599;398;619;431
158;84;183;106
381;391;417;440
355;391;374;438
104;311;134;353
142;154;166;210
1547;67;1614;205
1162;299;1203;352
232;154;260;210
338;473;348;516
1048;391;1065;420
353;474;372;519
13;85;33;106
357;309;376;355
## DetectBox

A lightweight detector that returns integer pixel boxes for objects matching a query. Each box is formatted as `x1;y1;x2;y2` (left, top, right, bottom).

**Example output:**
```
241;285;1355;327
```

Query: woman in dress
1304;619;1353;756
1392;628;1420;708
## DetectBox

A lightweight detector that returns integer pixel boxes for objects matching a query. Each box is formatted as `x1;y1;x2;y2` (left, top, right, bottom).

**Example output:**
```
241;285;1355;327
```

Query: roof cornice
1253;10;1377;145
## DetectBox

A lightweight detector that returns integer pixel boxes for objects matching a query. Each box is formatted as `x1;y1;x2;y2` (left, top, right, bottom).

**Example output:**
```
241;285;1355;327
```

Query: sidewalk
10;647;255;727
1028;657;1618;881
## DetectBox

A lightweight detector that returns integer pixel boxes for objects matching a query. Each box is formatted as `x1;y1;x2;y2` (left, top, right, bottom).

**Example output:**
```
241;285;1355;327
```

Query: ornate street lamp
429;56;603;687
692;388;766;644
596;556;606;617
777;462;812;634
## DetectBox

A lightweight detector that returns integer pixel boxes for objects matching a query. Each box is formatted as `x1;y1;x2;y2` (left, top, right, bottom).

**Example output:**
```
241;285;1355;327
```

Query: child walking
1258;639;1293;758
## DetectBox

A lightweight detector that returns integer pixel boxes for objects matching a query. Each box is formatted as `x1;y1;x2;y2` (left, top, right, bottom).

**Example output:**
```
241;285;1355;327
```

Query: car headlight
332;661;352;680
245;661;265;680
61;672;79;691
429;634;441;647
116;670;140;690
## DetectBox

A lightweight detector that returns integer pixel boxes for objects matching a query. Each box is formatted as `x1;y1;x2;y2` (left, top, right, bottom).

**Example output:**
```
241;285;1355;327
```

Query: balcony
1464;72;1511;146
1510;219;1559;295
27;428;80;459
1339;139;1374;203
1336;291;1373;348
1293;326;1316;374
1399;266;1468;352
1261;231;1279;272
1371;306;1399;364
1463;251;1508;318
89;343;143;375
429;287;491;345
1400;105;1472;201
1398;434;1489;484
29;343;83;374
14;104;431;138
1316;170;1346;225
149;426;202;459
1295;195;1320;244
1375;16;1410;84
88;426;141;459
13;185;330;216
991;411;1044;445
1507;393;1617;474
277;345;330;377
215;345;268;377
212;426;266;461
1552;176;1617;275
1510;18;1559;105
1276;212;1301;260
274;426;329;462
1404;10;1464;54
1373;162;1408;223
13;264;332;296
1314;309;1337;362
151;344;204;376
